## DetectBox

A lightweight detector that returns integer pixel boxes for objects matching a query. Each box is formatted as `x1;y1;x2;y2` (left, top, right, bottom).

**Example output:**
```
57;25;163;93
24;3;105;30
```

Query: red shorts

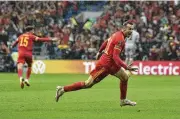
90;55;120;83
18;53;32;65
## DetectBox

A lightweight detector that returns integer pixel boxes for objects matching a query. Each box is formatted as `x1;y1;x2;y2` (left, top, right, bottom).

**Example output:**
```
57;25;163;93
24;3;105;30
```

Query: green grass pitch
0;73;180;119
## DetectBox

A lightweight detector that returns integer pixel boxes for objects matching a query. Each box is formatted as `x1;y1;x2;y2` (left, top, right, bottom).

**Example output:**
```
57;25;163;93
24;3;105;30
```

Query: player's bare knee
85;84;94;88
122;71;130;81
123;75;129;81
84;79;94;88
17;63;23;69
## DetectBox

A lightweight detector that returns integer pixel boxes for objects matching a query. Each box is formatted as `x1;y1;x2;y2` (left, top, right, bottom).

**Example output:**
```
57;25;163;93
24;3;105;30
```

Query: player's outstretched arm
35;37;50;42
113;47;128;70
113;48;138;72
51;37;59;41
35;37;58;42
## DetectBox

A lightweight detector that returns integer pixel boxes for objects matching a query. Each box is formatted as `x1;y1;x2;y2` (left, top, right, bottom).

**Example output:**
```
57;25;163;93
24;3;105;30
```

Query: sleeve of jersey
33;35;50;41
98;40;108;53
37;37;50;41
112;37;128;70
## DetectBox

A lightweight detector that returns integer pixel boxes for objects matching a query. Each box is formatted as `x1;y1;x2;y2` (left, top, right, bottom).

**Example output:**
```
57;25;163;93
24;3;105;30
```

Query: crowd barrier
32;60;180;75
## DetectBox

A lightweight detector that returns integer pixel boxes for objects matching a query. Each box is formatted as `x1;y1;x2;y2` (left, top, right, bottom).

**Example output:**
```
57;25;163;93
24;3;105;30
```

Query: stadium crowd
0;1;179;68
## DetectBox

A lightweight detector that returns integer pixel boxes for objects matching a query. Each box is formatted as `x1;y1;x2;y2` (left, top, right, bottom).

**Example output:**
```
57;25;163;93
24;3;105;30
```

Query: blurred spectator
0;42;14;72
0;1;179;61
0;42;10;54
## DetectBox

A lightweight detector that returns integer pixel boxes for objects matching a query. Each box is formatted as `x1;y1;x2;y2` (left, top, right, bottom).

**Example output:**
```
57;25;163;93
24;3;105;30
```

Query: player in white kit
125;30;140;65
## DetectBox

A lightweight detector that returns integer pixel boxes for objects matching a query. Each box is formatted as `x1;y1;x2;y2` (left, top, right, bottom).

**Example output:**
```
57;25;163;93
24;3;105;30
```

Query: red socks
64;82;85;92
18;69;23;78
26;67;31;80
18;67;31;80
120;80;128;100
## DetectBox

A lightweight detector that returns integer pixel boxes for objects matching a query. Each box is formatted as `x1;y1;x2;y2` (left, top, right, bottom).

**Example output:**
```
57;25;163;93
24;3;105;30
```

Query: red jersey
12;32;50;56
17;33;36;55
98;31;128;69
104;31;125;56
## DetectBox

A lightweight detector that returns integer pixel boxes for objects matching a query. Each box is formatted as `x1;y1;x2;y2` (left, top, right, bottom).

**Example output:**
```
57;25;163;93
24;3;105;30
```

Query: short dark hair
25;25;34;32
122;20;134;26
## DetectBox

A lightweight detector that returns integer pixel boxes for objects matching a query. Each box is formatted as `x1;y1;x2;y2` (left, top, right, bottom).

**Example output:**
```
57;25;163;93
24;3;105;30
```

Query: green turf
0;73;179;119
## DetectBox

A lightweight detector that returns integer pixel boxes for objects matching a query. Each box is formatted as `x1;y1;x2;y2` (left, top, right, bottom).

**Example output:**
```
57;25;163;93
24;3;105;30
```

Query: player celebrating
55;21;138;106
12;26;57;89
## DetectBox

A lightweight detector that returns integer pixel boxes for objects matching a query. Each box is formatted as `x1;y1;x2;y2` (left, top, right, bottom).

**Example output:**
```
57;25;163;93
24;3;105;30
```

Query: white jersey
125;30;139;50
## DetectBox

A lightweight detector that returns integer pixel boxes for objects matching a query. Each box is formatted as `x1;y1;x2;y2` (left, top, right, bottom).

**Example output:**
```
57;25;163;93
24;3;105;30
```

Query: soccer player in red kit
12;26;57;89
55;21;138;106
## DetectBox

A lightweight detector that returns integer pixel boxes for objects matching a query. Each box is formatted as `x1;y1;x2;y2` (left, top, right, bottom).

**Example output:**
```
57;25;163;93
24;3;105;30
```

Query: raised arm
34;36;58;42
35;37;51;41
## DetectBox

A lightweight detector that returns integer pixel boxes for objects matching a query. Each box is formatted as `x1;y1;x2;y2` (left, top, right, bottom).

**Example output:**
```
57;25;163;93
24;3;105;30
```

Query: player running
12;25;57;89
55;21;138;106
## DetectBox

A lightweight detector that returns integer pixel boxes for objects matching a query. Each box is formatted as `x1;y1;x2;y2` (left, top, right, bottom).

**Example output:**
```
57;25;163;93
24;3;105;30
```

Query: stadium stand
0;1;179;66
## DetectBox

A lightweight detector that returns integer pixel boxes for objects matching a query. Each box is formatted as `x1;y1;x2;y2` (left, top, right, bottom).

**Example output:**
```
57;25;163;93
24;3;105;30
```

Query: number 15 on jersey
20;37;28;47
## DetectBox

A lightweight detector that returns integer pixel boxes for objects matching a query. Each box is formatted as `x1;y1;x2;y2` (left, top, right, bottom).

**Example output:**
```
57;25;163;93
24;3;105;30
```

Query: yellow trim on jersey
92;68;105;81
